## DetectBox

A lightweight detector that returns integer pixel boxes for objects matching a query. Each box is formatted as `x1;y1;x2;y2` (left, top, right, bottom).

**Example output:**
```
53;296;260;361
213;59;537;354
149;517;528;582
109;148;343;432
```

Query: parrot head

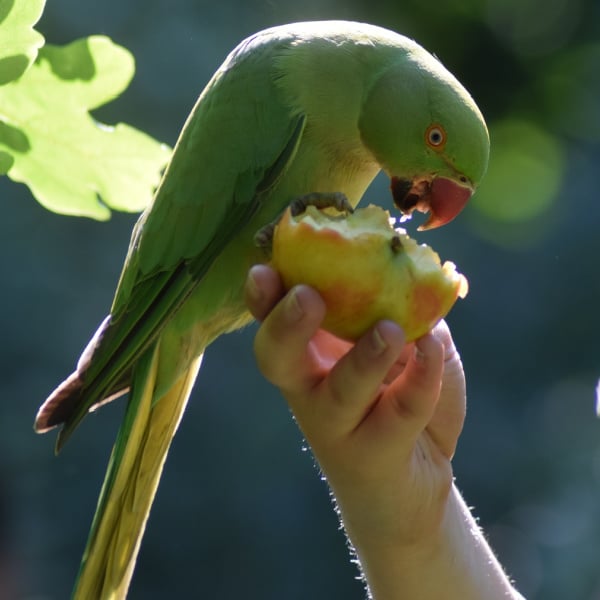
359;49;490;230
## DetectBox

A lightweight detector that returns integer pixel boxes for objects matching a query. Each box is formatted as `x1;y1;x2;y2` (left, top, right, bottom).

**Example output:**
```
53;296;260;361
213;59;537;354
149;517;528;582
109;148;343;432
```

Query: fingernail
413;341;426;364
246;267;263;303
371;324;389;355
286;287;305;322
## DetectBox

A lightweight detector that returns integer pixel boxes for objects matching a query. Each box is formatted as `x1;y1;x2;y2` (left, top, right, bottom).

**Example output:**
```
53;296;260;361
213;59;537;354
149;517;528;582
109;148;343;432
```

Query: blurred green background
1;0;600;598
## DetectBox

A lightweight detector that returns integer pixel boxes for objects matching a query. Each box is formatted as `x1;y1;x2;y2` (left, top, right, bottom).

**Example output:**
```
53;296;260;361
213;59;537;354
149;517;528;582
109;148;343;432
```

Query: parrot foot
254;192;353;250
254;222;277;249
289;191;354;216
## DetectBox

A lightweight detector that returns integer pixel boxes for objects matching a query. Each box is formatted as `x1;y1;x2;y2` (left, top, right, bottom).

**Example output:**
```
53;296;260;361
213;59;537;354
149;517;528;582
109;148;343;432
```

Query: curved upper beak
391;176;473;230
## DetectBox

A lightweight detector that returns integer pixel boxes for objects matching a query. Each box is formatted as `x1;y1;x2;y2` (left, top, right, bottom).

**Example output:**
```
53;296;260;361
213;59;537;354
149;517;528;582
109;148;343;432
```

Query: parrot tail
71;342;203;600
34;315;131;442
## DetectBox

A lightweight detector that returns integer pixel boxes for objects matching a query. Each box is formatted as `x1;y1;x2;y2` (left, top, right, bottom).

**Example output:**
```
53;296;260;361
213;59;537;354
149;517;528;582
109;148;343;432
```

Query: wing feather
37;32;307;446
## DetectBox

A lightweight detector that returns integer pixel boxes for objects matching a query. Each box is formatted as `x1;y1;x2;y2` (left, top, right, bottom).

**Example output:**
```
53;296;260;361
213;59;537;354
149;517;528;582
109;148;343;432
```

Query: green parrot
35;20;489;599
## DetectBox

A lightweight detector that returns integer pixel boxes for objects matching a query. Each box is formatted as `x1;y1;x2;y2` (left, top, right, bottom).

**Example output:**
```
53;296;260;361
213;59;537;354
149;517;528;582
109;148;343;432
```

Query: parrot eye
425;124;446;150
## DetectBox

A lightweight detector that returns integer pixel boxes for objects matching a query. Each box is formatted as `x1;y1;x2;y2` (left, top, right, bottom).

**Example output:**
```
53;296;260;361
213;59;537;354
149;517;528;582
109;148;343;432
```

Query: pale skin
245;264;524;600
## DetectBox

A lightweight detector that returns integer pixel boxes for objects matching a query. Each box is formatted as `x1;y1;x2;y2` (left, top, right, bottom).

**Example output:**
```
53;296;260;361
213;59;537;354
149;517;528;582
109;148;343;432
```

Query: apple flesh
270;204;468;342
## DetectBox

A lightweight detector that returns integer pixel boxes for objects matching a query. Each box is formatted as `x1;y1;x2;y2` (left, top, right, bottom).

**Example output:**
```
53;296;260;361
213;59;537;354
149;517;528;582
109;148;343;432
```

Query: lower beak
391;176;473;230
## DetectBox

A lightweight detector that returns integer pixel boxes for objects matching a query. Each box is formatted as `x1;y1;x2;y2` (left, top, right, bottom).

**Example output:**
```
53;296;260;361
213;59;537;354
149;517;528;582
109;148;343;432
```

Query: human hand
244;264;466;552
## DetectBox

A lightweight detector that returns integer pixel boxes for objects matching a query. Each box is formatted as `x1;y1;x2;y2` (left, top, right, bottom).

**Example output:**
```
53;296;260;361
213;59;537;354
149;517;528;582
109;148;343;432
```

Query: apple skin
270;204;468;342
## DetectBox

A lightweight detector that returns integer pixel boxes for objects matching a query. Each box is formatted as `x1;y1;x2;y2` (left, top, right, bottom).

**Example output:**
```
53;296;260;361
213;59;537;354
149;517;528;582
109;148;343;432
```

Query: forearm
349;484;524;600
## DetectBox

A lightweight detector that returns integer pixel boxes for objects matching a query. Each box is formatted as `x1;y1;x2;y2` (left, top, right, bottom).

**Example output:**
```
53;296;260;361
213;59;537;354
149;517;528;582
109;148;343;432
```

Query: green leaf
0;150;13;174
0;36;172;219
0;0;46;84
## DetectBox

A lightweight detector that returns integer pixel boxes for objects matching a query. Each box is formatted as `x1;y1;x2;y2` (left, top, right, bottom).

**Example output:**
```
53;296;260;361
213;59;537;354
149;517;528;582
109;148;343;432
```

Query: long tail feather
72;344;203;600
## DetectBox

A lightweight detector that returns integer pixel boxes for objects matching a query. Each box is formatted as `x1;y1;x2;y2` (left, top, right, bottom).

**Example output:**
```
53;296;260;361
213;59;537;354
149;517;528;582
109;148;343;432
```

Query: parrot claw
254;191;354;251
254;222;276;250
290;191;354;216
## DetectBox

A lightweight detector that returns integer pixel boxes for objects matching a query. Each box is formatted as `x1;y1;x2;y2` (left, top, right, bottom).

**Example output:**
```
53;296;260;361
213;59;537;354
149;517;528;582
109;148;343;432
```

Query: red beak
390;176;473;230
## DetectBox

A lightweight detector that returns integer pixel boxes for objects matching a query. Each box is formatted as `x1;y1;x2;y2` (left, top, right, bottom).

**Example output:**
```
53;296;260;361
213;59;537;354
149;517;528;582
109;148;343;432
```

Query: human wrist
437;484;523;599
347;484;522;600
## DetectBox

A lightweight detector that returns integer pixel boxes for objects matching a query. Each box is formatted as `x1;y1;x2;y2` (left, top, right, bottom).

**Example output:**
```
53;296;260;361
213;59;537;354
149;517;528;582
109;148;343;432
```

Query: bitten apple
270;204;468;341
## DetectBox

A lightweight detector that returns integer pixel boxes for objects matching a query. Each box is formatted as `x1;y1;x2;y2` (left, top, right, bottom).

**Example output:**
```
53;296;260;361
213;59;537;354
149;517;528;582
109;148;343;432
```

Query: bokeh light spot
471;119;565;224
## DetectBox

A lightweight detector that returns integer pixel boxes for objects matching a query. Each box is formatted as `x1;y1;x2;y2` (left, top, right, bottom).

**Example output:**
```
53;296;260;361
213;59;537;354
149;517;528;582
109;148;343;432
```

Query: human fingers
316;320;406;433
252;284;327;395
369;333;445;444
244;264;286;321
425;320;466;458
